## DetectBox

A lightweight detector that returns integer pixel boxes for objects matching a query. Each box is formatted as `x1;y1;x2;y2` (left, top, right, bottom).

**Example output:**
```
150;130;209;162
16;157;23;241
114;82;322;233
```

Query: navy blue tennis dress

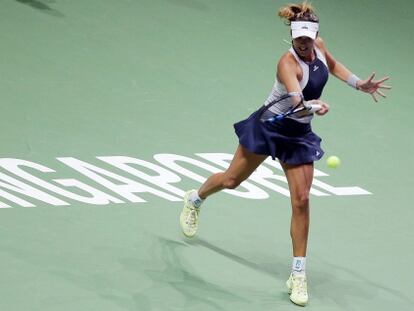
234;47;329;165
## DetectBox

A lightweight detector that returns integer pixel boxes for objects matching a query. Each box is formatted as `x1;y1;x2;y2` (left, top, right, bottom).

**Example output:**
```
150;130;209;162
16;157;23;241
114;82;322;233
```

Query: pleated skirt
233;105;324;165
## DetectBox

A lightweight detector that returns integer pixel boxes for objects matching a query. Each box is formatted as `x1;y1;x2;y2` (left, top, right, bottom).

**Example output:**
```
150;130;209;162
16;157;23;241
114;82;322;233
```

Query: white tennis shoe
180;190;200;237
286;273;309;306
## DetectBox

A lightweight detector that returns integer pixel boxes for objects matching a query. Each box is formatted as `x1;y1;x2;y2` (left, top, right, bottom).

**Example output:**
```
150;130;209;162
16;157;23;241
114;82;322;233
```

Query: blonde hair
278;1;319;25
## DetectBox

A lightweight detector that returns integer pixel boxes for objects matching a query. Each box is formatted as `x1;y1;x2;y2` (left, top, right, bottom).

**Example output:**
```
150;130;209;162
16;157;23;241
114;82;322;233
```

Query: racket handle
307;103;322;113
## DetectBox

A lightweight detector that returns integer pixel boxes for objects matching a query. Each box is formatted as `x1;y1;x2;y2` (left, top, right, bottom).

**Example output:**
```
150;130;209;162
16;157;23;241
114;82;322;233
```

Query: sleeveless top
264;46;329;123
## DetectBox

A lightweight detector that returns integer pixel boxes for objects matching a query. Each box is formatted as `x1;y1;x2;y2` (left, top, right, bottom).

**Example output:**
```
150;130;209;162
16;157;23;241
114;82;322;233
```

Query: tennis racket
260;93;322;125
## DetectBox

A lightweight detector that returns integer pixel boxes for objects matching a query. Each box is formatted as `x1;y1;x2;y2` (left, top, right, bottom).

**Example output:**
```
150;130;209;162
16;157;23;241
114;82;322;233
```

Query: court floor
1;0;413;310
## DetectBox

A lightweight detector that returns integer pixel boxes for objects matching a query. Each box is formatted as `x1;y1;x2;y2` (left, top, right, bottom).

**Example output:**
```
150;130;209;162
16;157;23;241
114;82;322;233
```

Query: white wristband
347;74;361;90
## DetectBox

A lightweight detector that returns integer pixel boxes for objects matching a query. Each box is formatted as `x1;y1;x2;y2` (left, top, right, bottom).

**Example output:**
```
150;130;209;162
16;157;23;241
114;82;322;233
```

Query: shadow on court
183;237;286;279
150;236;414;308
127;236;248;310
151;236;295;306
14;0;64;17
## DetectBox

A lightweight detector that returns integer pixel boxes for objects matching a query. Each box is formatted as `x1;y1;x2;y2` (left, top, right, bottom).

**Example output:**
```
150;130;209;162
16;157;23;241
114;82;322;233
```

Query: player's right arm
277;53;329;115
277;53;303;106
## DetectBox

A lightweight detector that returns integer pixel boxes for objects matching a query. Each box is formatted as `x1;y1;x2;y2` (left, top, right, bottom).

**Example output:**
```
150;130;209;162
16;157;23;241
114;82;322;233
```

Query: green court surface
1;0;413;310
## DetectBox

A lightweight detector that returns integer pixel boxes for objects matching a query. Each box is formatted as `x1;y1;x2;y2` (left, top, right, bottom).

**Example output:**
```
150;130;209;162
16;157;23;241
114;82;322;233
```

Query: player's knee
222;177;242;190
292;193;310;211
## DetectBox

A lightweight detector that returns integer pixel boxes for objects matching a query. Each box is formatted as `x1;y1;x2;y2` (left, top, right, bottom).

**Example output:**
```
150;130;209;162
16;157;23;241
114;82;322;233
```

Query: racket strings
262;97;305;123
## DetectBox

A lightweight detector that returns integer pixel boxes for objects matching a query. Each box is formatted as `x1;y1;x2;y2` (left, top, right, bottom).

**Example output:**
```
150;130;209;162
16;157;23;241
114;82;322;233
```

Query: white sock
292;257;306;275
188;190;203;208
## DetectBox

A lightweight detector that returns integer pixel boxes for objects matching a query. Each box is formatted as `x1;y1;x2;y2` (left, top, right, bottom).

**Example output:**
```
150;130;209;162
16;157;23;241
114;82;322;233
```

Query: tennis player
180;1;391;306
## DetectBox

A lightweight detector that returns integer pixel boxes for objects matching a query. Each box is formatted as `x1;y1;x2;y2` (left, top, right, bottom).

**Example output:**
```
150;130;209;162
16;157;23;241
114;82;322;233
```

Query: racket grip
308;103;322;113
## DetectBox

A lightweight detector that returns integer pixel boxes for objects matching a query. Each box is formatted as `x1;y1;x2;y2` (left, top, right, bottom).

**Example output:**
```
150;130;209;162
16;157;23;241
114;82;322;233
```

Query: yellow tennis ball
327;155;341;168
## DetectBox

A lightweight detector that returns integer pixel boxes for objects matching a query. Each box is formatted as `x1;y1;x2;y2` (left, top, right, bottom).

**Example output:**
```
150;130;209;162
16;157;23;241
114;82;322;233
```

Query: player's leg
281;161;314;306
198;144;268;199
282;162;314;256
180;144;267;237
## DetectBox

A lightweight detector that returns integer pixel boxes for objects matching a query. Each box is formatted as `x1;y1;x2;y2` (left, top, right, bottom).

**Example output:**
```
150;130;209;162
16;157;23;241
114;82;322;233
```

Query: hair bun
278;1;318;25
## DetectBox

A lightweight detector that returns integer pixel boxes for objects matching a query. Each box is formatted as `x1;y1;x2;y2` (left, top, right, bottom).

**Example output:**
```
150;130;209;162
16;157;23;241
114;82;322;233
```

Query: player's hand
314;100;329;116
357;72;392;102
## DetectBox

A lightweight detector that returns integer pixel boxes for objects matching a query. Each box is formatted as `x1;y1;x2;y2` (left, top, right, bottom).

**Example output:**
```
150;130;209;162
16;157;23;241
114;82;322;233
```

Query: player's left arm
315;37;391;102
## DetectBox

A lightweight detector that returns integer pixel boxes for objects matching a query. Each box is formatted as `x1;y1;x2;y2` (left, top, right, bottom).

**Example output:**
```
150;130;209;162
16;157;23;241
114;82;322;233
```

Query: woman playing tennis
180;1;391;306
